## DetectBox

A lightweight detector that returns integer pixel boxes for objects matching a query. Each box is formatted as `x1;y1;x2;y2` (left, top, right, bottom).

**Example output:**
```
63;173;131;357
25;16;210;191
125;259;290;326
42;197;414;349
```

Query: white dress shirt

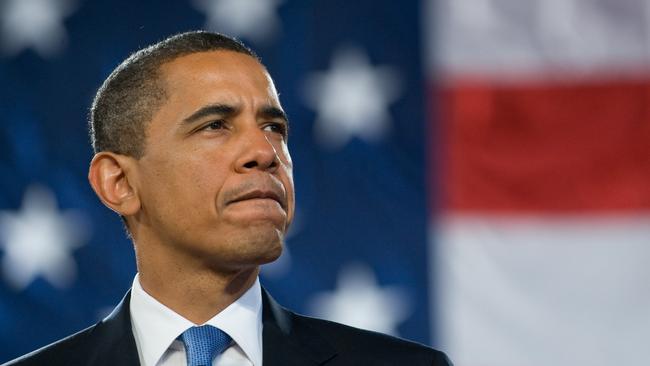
129;274;263;366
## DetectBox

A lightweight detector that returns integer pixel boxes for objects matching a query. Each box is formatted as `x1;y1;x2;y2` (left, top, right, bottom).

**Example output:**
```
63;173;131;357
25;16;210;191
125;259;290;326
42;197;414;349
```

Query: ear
88;152;141;216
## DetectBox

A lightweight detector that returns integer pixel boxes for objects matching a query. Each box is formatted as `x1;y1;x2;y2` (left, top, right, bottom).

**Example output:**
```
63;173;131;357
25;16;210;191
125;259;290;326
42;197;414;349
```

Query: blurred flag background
1;0;649;365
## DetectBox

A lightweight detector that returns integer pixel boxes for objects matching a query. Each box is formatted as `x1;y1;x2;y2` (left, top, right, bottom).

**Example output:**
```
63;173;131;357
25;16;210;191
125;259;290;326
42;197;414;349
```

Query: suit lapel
77;288;335;366
262;289;337;366
85;291;141;366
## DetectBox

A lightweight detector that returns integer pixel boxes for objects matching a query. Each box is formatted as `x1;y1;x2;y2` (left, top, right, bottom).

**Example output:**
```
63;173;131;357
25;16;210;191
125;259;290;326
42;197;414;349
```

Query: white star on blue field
192;0;284;44
0;185;89;290
0;0;77;57
303;46;402;149
308;263;411;336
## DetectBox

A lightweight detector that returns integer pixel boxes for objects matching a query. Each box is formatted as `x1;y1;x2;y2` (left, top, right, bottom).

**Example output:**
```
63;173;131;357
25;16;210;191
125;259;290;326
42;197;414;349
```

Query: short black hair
89;31;258;158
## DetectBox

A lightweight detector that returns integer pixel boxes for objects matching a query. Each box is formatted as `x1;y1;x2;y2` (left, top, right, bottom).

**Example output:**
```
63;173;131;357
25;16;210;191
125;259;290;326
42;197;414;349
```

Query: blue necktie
180;325;232;366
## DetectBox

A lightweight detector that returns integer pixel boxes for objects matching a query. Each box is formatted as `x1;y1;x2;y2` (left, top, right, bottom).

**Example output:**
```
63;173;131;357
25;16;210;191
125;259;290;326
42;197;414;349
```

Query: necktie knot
180;325;232;366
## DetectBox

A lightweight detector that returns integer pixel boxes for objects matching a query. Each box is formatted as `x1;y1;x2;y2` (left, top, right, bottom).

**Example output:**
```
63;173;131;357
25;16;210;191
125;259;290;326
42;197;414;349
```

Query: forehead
159;50;279;104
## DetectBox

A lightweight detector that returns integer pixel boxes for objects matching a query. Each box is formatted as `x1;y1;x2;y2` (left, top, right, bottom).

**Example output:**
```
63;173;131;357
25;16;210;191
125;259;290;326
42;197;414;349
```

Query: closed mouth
228;189;285;209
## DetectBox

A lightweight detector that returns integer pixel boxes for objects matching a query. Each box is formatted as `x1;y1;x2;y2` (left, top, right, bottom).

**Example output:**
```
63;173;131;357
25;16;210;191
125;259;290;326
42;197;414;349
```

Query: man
3;31;452;366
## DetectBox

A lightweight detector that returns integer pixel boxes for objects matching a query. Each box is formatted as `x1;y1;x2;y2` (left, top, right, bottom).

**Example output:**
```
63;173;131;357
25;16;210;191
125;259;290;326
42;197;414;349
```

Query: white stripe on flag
426;0;650;78
432;215;650;366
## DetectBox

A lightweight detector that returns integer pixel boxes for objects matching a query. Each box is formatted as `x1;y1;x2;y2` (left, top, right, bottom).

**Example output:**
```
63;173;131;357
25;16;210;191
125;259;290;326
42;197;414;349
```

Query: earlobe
88;152;141;216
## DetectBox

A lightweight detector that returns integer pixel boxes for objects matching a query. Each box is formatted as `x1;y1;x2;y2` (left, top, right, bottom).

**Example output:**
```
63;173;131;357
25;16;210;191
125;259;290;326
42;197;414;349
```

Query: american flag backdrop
1;1;649;365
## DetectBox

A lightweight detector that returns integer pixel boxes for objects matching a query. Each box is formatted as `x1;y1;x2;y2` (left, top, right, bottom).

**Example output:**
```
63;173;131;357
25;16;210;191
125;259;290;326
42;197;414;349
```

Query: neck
137;252;259;325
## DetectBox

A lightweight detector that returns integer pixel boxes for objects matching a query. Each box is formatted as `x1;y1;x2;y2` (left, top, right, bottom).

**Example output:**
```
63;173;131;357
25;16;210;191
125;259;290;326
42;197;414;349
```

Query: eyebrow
182;104;289;125
183;104;237;124
259;105;289;124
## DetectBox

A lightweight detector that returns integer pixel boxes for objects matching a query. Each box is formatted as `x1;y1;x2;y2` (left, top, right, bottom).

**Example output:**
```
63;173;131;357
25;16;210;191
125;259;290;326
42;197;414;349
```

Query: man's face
131;50;294;271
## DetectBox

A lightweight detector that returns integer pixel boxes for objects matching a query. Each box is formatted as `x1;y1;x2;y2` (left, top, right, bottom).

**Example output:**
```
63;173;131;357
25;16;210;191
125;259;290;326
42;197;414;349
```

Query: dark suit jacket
2;289;452;365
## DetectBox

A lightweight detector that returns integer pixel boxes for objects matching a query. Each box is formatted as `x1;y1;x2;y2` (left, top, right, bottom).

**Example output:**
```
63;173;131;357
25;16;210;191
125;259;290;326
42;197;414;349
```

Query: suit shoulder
291;313;452;365
1;324;98;366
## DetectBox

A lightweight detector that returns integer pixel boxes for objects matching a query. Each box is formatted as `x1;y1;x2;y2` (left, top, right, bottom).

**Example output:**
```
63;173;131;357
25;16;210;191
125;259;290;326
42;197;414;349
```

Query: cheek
179;156;229;201
279;143;292;167
280;163;295;215
277;144;294;196
189;156;239;218
143;154;224;213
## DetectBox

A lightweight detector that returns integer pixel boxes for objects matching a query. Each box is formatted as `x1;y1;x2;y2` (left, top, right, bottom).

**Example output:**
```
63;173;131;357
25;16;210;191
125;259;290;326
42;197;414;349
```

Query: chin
214;224;285;268
245;226;284;262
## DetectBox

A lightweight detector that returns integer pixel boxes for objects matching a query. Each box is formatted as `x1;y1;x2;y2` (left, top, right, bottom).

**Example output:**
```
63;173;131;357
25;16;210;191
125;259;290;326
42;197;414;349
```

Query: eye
263;122;288;138
201;120;227;131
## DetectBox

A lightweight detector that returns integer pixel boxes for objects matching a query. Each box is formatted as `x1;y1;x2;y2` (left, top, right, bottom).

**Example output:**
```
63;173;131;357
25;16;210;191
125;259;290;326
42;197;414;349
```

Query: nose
234;127;279;173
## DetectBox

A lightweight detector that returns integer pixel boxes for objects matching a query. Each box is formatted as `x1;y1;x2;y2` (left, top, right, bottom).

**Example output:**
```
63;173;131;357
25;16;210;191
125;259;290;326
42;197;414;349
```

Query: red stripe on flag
436;78;650;212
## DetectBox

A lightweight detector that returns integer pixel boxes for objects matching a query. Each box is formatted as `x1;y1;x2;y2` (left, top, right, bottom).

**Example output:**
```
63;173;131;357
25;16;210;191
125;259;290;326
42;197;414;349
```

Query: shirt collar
129;274;263;366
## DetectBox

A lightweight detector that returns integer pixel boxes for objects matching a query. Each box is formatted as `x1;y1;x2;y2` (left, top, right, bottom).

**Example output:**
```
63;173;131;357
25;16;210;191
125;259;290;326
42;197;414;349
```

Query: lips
227;188;286;209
